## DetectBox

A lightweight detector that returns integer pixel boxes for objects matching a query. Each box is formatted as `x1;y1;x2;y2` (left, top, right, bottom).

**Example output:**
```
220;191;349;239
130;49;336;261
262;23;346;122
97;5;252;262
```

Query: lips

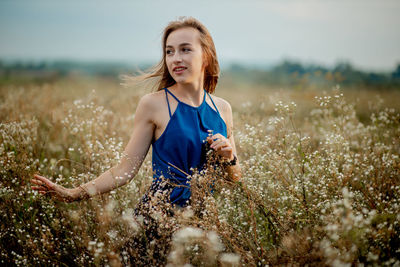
173;66;187;73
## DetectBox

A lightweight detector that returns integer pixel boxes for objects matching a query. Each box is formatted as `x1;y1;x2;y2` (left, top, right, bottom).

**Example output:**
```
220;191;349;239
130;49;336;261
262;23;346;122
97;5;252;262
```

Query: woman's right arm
31;94;156;202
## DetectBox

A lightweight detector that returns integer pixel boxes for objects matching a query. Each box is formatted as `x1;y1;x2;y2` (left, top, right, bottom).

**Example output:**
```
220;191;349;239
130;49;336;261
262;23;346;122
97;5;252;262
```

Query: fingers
32;174;54;187
207;133;223;144
30;174;69;201
207;133;228;144
211;139;227;150
205;133;235;161
31;177;48;189
31;185;43;190
33;174;48;183
31;178;45;186
31;174;56;196
31;183;49;194
221;146;233;152
210;133;224;141
31;179;40;186
209;135;231;151
31;184;47;194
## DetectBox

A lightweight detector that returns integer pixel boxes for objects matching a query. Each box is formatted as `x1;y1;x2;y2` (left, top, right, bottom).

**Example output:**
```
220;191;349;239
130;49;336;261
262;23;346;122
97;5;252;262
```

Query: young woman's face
165;27;205;85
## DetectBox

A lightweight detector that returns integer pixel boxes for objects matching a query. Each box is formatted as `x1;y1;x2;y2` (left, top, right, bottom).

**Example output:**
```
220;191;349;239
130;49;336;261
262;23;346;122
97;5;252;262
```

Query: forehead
166;27;201;47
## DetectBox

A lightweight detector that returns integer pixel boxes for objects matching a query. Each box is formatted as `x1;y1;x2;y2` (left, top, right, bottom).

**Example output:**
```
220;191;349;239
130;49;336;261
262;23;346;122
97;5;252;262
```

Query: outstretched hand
206;133;234;162
31;174;76;203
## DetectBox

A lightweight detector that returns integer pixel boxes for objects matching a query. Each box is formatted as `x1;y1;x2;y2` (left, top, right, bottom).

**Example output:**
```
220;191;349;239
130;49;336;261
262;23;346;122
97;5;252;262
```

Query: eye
183;48;191;52
166;49;173;55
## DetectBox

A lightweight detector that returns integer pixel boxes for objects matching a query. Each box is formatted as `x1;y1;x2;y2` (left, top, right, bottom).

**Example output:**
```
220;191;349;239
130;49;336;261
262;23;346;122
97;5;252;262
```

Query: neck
171;73;205;106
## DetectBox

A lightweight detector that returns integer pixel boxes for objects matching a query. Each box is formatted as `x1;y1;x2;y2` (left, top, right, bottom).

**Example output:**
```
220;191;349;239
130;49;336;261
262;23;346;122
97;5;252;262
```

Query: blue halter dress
149;87;227;207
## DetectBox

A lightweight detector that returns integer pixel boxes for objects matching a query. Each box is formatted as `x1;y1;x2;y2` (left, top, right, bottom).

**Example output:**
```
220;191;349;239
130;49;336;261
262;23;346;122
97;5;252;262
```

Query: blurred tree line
1;59;399;89
226;60;400;89
0;60;136;84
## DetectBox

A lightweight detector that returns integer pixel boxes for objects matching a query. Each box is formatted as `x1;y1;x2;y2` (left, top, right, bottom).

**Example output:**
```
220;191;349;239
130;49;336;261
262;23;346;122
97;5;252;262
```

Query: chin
174;77;190;84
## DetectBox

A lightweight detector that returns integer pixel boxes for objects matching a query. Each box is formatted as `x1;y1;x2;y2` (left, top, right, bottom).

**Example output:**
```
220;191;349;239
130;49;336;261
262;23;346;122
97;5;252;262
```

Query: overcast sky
1;0;399;71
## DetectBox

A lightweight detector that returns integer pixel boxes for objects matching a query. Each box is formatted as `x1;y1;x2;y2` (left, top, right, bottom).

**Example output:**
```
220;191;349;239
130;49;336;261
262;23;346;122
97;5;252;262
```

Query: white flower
219;253;240;265
173;227;204;243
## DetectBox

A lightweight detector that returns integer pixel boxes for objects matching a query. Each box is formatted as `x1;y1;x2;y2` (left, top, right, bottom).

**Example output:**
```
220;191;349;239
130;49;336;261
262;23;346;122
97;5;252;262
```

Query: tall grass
1;77;399;266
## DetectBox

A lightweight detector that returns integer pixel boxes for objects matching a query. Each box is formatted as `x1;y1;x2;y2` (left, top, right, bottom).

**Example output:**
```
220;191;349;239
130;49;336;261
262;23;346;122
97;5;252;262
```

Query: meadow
1;74;399;266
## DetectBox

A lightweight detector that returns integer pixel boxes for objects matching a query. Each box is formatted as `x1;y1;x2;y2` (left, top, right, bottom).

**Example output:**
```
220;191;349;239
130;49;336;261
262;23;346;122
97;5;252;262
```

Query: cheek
193;54;204;69
165;58;173;72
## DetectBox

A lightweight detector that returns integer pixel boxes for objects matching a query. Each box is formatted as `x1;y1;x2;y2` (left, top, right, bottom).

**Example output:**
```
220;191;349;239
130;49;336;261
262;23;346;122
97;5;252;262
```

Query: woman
31;16;241;204
31;15;242;265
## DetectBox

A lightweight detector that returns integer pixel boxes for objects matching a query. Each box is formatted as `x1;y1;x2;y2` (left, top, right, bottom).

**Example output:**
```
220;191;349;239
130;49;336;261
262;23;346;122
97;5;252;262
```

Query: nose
172;51;182;63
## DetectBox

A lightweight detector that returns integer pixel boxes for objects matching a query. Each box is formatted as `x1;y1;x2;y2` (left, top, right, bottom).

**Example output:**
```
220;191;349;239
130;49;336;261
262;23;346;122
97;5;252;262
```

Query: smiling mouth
173;67;187;73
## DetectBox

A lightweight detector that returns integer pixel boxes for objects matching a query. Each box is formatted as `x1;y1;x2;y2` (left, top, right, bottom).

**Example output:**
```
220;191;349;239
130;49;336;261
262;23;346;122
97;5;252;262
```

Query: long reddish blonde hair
121;16;220;93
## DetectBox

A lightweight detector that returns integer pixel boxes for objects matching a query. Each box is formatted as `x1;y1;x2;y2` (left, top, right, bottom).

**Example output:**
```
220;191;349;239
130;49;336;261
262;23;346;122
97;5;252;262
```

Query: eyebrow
165;42;192;48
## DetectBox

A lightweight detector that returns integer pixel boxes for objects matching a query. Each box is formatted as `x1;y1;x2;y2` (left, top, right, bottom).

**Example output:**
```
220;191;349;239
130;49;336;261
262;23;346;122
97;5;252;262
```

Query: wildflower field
1;75;400;266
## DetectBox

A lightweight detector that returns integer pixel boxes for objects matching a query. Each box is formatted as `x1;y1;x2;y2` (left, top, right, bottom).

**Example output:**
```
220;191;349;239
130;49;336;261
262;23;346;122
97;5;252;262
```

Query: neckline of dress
165;87;206;109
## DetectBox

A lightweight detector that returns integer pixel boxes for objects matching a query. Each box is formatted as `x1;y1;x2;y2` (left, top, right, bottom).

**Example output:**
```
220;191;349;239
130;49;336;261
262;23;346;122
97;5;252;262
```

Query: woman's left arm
207;99;242;182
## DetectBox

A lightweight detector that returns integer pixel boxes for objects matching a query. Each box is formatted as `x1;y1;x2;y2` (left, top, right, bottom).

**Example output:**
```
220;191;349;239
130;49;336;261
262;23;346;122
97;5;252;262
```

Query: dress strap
164;88;172;118
202;88;207;103
164;88;181;103
207;92;220;115
164;88;181;118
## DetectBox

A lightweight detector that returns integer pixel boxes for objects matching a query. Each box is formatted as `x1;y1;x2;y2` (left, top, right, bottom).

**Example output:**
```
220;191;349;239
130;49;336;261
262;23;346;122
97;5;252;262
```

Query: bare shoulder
210;95;232;116
209;94;234;137
136;90;166;112
138;90;164;106
134;90;166;122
